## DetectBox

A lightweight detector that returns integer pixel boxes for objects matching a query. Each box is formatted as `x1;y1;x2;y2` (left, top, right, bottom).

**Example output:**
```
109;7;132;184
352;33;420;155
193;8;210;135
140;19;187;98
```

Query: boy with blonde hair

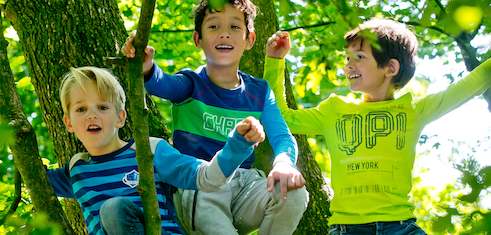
265;18;491;234
47;66;265;234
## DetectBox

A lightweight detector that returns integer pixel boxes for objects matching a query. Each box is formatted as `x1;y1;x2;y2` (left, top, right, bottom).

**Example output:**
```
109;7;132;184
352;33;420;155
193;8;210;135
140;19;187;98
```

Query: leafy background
1;0;490;234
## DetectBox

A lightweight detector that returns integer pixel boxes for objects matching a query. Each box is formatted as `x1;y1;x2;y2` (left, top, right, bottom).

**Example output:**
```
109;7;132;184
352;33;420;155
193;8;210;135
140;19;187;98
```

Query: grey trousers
173;168;309;235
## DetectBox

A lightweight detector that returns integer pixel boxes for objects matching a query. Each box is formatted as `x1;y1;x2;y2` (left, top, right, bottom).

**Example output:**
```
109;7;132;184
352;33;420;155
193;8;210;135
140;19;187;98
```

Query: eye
98;104;110;111
208;25;217;30
355;53;365;60
75;106;87;113
231;25;241;30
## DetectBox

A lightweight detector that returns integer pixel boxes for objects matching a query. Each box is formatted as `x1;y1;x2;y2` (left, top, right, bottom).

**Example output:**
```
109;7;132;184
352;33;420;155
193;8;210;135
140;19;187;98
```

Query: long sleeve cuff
144;63;156;82
273;152;295;168
196;130;254;192
216;130;254;177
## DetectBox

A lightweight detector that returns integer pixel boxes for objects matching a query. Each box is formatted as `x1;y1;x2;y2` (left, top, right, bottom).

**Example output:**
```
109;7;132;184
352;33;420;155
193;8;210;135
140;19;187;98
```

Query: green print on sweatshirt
173;99;261;142
336;111;407;155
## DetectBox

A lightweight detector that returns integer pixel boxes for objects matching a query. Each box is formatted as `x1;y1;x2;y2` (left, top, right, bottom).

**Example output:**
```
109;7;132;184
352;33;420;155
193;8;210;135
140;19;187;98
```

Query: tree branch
0;168;22;225
433;0;446;13
403;20;452;38
126;0;161;234
148;21;337;34
284;21;336;32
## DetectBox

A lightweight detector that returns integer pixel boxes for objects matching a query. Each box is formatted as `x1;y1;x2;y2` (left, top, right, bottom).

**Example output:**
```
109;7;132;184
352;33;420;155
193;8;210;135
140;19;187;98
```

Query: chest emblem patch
122;169;139;188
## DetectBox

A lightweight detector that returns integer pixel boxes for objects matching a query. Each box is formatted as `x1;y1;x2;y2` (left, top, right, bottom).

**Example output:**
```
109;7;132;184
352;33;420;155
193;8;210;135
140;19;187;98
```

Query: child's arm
416;58;491;124
264;32;328;136
123;33;193;103
46;166;75;198
153;117;264;192
261;88;306;198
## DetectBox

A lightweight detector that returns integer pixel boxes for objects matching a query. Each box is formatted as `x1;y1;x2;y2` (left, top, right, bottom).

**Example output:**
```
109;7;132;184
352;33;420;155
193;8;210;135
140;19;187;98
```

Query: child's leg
174;187;237;235
383;218;426;235
99;197;145;235
328;219;426;235
231;169;309;235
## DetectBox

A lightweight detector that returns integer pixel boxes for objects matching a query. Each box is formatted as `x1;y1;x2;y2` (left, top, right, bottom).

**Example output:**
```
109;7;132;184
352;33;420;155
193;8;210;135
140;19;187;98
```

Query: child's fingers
123;32;137;57
235;121;251;136
279;175;288;200
145;46;155;55
245;130;261;143
289;174;305;189
277;31;289;39
267;174;275;192
144;46;155;60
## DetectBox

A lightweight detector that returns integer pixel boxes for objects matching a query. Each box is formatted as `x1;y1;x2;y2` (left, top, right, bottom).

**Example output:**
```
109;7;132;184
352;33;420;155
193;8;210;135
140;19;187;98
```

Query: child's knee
272;186;309;214
100;197;137;218
285;186;309;212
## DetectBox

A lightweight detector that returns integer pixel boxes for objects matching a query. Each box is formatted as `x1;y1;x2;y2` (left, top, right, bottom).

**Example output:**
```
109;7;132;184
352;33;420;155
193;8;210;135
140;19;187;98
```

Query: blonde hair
59;66;126;115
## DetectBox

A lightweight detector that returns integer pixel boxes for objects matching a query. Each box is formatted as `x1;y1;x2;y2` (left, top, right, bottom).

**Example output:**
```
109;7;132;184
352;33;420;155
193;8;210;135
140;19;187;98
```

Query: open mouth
215;44;234;52
87;124;102;133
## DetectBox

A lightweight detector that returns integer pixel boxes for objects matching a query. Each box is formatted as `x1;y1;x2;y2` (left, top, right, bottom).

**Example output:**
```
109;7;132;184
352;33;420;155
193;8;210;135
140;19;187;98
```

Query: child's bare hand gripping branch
123;32;155;76
266;31;290;59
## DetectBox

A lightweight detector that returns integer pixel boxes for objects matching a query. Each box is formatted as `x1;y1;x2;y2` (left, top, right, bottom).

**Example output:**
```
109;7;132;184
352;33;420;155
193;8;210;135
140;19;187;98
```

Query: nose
86;108;98;120
344;56;356;70
219;29;231;39
344;62;353;74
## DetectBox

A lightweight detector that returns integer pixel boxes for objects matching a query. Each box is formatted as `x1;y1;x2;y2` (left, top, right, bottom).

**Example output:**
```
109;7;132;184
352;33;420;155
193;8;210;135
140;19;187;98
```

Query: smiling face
193;3;255;69
344;39;398;102
63;80;126;156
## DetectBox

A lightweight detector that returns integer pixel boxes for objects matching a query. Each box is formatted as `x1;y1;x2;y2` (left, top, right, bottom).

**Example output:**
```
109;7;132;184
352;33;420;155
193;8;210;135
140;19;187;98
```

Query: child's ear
116;109;127;128
385;58;400;79
63;115;74;133
193;31;201;48
245;31;256;50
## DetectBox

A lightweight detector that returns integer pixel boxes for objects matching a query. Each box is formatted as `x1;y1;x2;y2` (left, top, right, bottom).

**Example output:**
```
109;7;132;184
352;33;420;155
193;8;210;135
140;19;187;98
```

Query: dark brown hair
345;18;418;89
194;0;257;39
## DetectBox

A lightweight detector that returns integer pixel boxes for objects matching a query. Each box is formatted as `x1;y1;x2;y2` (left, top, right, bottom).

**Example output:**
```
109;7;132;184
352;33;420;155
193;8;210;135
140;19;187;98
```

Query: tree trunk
241;1;331;233
0;18;73;233
4;0;168;233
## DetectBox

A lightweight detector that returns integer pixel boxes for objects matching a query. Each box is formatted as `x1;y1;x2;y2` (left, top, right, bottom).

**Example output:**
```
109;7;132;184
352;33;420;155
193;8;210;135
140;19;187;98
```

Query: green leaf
209;0;226;11
453;5;483;32
279;0;291;16
420;1;435;27
15;76;32;89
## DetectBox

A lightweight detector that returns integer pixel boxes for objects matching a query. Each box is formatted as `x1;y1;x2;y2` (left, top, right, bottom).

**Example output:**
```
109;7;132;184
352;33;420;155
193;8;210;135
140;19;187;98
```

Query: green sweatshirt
264;57;491;225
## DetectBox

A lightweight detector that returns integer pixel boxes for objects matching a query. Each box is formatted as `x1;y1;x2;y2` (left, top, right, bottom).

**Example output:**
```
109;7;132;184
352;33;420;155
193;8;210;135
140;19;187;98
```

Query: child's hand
266;31;290;59
267;162;305;200
123;32;155;76
235;116;265;146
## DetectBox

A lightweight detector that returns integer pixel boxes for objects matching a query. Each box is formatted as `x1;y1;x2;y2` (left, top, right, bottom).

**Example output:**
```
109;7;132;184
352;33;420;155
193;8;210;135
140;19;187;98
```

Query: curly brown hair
194;0;257;39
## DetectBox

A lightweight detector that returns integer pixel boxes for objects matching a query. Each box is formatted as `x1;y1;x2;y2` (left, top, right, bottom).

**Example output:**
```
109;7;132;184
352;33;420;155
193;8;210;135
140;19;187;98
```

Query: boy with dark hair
124;0;309;234
264;18;491;234
48;66;265;235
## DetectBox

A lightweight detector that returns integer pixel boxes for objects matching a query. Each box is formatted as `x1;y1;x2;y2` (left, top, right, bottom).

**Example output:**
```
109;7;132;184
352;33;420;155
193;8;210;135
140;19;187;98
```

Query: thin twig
0;168;22;225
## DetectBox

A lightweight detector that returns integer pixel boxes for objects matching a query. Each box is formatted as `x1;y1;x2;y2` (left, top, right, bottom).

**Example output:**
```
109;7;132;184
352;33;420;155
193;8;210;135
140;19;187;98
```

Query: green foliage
1;0;489;233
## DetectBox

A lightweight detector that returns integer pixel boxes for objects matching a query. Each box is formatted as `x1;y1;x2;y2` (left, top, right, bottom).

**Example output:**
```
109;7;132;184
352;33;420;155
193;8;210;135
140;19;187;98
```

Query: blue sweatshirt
145;65;298;168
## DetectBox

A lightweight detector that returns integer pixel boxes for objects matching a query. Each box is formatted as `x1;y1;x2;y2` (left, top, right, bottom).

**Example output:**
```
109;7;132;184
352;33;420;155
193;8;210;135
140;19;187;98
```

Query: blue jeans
99;197;145;235
328;218;426;235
